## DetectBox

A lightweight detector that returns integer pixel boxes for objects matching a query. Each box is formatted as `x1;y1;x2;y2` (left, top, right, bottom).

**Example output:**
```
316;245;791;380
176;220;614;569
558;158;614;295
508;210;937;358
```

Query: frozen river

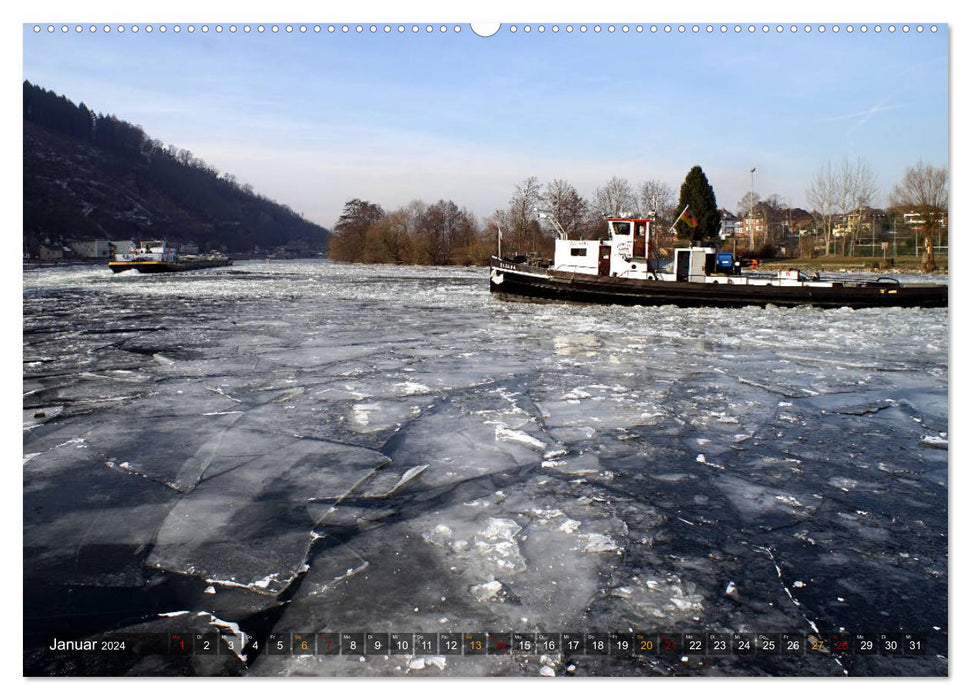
23;259;948;676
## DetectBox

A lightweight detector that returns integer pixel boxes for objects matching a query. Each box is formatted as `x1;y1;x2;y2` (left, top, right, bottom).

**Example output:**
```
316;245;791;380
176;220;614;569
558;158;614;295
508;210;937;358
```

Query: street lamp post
749;167;756;251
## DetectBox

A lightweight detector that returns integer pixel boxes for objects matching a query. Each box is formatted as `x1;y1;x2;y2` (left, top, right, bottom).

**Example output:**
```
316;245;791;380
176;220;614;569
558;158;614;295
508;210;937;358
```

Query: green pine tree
674;165;721;245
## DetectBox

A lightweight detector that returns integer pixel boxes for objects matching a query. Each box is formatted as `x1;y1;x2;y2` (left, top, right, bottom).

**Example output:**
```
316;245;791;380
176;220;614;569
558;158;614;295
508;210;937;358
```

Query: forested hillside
23;81;330;257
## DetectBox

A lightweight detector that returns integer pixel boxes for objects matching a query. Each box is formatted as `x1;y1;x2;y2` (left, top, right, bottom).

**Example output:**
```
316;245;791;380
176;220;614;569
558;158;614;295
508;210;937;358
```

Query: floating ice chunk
494;426;545;449
204;585;216;595
829;477;857;491
253;573;279;589
793;580;806;588
23;406;65;430
529;507;565;520
422;524;454;548
725;581;738;597
654;473;690;483
579;533;618;553
365;465;428;499
561;388;592;400
158;610;191;617
540;666;556;677
671;595;703;611
480;518;521;541
543;449;568;459
558;519;581;534
408;657;426;671
920;435;948;449
352;403;380;426
470;580;503;601
395;381;432;396
695;454;706;463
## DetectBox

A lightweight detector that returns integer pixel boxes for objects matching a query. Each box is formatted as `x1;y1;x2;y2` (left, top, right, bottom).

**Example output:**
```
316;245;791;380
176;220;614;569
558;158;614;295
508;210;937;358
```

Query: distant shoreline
23;256;948;277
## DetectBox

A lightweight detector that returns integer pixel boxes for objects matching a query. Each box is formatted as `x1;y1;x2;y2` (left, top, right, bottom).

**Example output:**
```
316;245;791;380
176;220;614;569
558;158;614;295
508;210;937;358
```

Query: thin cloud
820;97;901;127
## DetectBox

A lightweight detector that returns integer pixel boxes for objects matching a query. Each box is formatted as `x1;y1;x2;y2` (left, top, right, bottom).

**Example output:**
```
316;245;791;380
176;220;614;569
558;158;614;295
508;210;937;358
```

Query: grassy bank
756;255;948;274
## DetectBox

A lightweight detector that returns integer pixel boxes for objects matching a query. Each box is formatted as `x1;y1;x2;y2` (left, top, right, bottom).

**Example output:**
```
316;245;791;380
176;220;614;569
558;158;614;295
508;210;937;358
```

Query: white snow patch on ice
395;381;432;396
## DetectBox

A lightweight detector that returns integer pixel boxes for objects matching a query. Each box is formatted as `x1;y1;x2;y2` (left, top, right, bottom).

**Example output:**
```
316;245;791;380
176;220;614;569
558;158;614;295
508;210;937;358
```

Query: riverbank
757;255;948;275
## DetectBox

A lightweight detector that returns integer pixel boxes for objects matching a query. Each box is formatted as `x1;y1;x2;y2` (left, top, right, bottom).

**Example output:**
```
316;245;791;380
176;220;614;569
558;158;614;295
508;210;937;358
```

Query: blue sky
22;21;948;229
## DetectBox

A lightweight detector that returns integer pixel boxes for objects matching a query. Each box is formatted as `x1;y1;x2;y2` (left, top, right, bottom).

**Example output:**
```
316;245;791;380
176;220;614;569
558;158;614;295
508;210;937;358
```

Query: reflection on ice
23;260;948;676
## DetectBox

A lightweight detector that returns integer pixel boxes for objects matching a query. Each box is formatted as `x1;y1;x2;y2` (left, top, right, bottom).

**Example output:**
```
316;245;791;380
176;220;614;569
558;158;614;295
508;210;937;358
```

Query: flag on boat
677;205;698;228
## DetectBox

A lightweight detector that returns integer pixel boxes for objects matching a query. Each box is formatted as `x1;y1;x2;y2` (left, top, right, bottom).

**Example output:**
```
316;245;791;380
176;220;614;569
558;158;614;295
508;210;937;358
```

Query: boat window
570;248;588;256
611;221;631;236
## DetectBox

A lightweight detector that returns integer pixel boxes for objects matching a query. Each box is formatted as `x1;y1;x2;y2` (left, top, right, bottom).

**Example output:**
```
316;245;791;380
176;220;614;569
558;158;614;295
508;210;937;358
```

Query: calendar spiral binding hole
33;24;939;35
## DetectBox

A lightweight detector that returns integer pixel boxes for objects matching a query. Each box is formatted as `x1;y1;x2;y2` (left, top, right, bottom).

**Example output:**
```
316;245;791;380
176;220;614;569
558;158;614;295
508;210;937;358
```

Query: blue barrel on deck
715;252;734;272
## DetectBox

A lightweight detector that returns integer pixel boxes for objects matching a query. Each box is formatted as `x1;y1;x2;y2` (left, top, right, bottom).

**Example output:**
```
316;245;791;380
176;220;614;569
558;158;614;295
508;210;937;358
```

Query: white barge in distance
108;241;233;274
489;215;946;309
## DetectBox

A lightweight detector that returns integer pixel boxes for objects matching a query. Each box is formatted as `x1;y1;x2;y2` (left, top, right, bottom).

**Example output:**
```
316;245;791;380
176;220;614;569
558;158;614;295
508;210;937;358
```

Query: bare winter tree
737;191;760;220
418;200;476;266
889;161;948;271
806;161;839;255
638;179;676;231
760;194;790;245
836;155;878;254
508;176;543;253
542;179;589;238
593;176;637;216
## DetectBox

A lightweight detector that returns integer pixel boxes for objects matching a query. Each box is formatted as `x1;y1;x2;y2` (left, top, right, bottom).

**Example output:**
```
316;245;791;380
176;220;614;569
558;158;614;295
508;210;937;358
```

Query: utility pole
749;167;756;251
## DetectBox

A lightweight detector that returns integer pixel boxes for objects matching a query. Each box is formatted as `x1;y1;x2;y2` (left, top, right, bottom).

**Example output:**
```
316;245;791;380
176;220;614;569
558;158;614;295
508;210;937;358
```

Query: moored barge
489;216;946;309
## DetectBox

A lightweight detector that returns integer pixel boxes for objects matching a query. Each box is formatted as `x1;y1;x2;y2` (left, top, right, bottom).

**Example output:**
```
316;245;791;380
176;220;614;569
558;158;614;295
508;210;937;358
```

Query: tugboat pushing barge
108;241;232;274
490;213;946;309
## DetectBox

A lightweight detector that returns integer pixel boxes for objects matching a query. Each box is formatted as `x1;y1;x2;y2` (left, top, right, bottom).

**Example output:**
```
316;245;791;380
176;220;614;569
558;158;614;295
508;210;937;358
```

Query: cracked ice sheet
23;432;179;586
382;392;549;489
26;414;389;592
24;262;948;675
254;470;628;677
146;433;389;593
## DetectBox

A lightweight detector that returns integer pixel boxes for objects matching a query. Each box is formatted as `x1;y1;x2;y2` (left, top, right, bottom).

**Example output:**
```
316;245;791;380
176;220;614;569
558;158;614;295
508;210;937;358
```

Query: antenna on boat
534;208;568;239
496;223;503;258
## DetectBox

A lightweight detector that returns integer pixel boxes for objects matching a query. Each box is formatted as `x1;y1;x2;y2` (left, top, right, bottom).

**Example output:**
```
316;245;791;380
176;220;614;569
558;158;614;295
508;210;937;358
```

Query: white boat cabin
550;216;826;287
553;216;712;281
113;240;177;263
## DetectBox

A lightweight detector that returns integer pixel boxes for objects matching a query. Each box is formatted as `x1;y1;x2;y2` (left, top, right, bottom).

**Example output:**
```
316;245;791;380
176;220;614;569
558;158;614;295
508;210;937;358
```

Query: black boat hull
490;258;947;309
108;259;233;274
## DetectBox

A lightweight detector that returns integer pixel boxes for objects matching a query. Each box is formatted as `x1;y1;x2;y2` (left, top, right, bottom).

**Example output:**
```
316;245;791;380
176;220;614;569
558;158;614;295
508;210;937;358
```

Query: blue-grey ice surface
23;260;947;676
